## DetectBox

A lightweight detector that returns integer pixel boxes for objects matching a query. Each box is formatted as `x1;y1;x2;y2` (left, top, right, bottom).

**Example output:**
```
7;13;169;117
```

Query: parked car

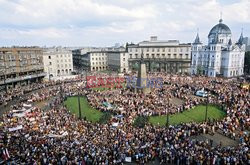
195;90;208;97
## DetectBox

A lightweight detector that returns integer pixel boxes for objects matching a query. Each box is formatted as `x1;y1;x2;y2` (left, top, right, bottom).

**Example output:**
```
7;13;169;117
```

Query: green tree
244;52;250;75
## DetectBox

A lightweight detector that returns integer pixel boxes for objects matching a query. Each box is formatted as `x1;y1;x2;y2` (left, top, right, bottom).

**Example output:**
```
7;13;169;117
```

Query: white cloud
0;0;249;46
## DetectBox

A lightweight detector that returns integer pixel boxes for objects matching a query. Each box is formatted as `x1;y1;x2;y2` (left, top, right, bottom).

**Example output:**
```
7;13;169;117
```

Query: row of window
129;47;190;53
91;57;106;61
92;62;106;65
55;59;71;63
92;66;107;71
57;64;72;68
129;53;189;59
48;54;71;59
57;69;72;75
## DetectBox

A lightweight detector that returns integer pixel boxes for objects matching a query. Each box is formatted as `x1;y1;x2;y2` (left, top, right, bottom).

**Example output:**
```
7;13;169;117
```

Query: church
191;19;245;77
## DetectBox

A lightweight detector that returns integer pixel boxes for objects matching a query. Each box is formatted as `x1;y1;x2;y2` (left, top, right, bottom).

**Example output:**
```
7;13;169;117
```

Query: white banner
9;125;23;132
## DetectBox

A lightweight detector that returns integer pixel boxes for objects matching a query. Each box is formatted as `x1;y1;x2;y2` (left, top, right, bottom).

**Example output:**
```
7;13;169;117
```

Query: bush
98;112;112;124
133;116;149;128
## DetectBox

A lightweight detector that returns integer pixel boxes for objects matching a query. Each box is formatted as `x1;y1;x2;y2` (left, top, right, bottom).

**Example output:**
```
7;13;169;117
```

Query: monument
136;51;151;94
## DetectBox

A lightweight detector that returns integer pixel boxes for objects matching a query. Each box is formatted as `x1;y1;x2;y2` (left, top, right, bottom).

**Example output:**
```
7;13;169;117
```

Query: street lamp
77;86;82;119
166;109;169;127
205;92;209;122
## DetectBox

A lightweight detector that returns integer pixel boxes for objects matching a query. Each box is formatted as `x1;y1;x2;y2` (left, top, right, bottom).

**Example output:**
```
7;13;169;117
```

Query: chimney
150;36;157;41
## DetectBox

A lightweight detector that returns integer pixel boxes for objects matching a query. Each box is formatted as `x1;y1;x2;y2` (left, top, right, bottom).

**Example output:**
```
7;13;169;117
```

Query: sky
0;0;249;47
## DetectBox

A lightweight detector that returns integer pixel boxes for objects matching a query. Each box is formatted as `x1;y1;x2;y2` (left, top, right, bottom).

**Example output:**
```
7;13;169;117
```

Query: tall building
191;19;245;77
73;47;127;72
0;47;45;90
43;47;73;79
127;36;191;73
243;37;250;52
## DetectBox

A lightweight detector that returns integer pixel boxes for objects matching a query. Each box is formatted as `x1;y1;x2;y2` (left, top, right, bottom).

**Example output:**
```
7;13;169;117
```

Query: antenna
219;11;223;23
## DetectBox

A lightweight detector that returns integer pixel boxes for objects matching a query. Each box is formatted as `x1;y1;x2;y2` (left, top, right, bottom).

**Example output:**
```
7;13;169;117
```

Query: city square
0;0;250;164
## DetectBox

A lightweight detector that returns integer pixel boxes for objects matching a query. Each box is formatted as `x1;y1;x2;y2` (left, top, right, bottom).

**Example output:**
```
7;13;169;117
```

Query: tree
132;63;139;71
244;52;250;75
197;65;204;75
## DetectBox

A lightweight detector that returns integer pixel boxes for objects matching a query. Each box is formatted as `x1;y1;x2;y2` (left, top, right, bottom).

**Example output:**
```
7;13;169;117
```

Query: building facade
243;37;250;52
73;47;127;72
43;47;73;79
127;36;191;73
107;50;128;73
0;47;45;90
191;19;245;77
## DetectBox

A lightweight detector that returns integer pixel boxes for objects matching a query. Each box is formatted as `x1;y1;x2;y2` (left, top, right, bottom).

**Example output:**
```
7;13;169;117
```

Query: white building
127;36;191;73
191;19;245;77
43;47;73;79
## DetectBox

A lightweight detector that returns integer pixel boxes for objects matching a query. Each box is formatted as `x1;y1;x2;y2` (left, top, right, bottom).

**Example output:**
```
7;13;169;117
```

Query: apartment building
0;47;45;90
43;47;73;79
127;36;191;73
73;47;127;72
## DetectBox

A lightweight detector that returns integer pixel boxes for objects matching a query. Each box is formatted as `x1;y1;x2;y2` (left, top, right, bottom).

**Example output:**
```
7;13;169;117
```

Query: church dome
208;19;231;37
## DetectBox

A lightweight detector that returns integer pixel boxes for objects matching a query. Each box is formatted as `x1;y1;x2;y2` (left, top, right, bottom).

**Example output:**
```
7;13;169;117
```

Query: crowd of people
0;73;249;164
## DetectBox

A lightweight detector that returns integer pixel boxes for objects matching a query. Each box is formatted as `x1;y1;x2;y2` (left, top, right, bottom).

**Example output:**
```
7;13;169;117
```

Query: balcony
0;72;46;85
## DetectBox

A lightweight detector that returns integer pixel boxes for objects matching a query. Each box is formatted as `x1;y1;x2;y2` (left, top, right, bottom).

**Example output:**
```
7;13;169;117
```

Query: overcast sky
0;0;249;47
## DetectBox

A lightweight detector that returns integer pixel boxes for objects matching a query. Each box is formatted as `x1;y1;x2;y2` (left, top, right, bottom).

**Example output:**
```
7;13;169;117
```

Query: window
49;62;52;65
130;54;132;58
123;58;125;61
157;48;160;52
162;48;165;52
48;56;51;59
152;48;154;52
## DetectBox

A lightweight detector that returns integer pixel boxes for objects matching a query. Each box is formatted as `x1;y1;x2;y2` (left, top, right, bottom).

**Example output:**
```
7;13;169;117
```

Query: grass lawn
64;96;103;122
149;105;226;126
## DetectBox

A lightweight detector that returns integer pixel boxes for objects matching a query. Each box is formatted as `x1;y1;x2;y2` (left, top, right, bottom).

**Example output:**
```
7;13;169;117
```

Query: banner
8;125;23;132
